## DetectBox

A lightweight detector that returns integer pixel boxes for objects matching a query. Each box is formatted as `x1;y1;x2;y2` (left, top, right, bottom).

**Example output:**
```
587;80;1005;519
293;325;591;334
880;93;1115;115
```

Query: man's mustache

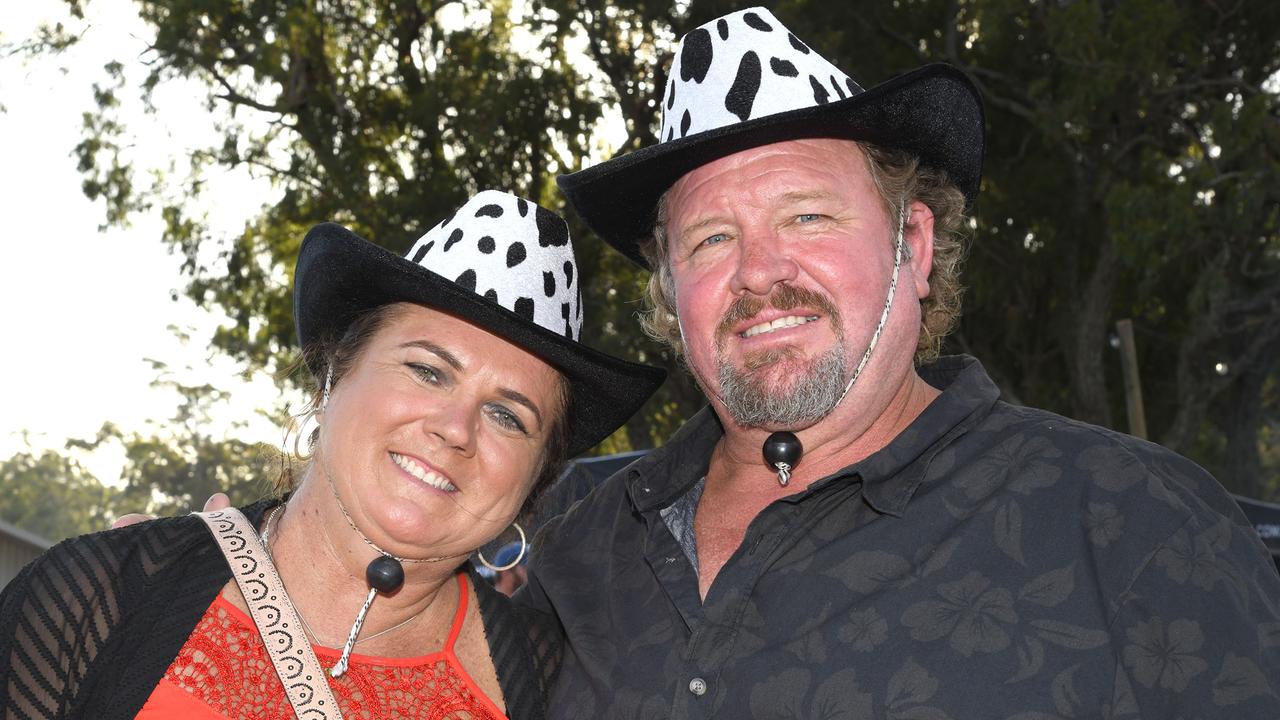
715;284;842;347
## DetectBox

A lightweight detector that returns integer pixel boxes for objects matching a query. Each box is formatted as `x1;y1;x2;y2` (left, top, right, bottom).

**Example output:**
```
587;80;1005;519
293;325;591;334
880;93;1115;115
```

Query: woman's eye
487;405;529;434
408;363;441;384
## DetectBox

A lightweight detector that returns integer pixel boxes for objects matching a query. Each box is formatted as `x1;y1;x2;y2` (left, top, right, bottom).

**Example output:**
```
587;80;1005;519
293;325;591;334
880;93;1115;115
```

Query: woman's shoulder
0;517;211;717
0;501;274;718
1;499;275;621
2;516;204;616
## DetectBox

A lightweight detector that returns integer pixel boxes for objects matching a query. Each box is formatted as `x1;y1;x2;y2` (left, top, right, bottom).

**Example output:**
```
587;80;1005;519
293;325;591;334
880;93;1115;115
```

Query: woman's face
315;303;562;560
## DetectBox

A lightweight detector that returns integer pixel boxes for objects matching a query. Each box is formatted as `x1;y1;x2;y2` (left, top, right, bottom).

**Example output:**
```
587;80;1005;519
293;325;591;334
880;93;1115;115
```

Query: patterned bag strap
196;508;344;720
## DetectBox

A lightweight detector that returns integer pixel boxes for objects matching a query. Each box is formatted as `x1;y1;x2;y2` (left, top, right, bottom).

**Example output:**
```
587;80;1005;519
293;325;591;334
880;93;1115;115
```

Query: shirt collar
626;355;1000;516
626;406;723;513
850;355;999;516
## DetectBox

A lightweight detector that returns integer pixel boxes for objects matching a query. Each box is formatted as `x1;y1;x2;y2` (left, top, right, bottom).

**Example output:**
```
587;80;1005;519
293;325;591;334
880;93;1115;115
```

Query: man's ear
905;200;935;300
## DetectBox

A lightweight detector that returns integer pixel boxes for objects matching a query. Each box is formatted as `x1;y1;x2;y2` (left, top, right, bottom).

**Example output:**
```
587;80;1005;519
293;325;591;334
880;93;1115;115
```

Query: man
526;7;1280;718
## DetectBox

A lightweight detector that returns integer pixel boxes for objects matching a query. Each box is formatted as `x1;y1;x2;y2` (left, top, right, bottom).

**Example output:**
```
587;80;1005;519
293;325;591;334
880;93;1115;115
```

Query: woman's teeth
390;452;457;492
742;315;818;338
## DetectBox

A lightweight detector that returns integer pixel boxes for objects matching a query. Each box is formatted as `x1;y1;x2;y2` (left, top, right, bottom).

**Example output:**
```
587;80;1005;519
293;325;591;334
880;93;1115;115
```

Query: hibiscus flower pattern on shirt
525;356;1280;720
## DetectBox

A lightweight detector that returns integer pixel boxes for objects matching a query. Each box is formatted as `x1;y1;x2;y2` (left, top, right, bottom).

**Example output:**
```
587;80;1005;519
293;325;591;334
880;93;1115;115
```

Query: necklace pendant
762;431;803;487
367;555;405;593
775;463;792;486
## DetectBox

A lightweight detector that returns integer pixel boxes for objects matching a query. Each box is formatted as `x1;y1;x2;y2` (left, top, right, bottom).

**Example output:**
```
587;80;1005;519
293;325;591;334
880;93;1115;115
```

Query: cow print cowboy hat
557;6;985;269
294;190;666;457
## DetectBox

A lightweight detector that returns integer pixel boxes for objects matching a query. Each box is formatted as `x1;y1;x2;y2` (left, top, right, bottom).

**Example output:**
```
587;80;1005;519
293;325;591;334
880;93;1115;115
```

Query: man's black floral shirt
523;356;1280;719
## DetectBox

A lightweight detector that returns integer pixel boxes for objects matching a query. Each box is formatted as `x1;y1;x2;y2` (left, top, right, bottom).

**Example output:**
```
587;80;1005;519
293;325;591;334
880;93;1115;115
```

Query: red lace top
138;571;506;720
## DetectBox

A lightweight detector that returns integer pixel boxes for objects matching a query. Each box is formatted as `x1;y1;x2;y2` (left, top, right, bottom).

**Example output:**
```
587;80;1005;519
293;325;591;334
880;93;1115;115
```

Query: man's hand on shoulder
110;493;233;529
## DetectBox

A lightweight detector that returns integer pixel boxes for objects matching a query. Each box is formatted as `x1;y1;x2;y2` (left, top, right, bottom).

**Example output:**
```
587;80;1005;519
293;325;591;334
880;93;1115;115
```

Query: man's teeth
741;315;819;338
390;452;457;491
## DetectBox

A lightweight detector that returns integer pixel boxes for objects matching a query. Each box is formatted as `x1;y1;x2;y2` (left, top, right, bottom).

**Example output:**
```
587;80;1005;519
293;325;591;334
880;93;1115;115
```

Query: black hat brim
558;63;984;268
294;222;666;457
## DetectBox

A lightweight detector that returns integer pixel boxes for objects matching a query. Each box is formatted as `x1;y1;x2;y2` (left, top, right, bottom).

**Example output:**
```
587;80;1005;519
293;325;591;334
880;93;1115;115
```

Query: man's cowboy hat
294;190;666;456
558;6;984;268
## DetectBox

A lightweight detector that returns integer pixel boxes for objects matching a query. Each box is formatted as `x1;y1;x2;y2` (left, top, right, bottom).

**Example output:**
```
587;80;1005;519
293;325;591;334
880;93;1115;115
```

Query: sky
0;0;285;482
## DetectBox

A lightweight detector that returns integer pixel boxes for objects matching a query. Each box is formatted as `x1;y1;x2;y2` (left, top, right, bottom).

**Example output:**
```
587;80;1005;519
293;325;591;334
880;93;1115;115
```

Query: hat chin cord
679;203;908;487
305;408;470;679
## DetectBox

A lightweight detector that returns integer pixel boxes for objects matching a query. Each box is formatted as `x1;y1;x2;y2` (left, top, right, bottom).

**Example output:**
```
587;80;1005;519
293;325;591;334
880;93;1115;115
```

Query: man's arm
511;516;560;615
109;493;232;529
1108;515;1280;717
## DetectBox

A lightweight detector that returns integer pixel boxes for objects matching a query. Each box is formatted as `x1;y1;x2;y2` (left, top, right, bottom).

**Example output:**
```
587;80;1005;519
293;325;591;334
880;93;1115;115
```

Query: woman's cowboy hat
294;190;666;457
558;6;984;268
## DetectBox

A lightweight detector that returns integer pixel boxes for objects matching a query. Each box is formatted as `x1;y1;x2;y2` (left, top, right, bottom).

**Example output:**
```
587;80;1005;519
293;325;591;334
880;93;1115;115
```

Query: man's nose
730;229;799;296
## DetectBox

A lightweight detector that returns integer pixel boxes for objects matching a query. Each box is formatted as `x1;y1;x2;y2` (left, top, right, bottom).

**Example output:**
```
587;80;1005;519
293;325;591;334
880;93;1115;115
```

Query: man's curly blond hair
637;142;969;364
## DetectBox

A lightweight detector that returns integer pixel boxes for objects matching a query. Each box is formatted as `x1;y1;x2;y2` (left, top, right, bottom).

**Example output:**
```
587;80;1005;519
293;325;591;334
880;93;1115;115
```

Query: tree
46;0;708;452
958;0;1280;498
70;360;281;517
30;0;1280;497
0;443;118;541
0;358;278;538
725;0;1279;497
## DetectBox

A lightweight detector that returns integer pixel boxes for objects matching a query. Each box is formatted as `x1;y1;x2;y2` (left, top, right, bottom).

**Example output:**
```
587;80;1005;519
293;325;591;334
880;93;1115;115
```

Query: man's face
664;138;932;430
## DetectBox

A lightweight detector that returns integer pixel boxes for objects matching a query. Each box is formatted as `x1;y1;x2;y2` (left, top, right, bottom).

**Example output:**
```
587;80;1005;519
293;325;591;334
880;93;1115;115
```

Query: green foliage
36;0;1280;498
107;361;277;516
954;0;1280;496
53;0;703;454
762;0;1279;496
0;358;279;540
74;0;610;362
75;62;148;227
0;446;117;542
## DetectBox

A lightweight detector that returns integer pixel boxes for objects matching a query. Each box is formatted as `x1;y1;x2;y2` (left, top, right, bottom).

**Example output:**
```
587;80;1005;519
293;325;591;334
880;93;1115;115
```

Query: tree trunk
1162;252;1231;453
1068;238;1117;428
1222;362;1269;498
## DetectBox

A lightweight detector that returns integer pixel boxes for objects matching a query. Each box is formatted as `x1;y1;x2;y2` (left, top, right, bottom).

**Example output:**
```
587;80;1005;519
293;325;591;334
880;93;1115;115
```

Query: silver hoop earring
477;523;527;572
320;366;333;412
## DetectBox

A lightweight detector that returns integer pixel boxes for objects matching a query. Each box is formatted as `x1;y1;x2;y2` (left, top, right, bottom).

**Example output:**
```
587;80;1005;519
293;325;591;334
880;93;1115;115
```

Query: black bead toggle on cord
367;555;405;593
763;431;803;486
332;556;405;679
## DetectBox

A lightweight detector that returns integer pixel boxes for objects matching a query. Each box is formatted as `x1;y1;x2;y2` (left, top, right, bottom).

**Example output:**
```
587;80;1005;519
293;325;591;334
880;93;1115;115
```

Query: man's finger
203;493;232;512
111;513;155;529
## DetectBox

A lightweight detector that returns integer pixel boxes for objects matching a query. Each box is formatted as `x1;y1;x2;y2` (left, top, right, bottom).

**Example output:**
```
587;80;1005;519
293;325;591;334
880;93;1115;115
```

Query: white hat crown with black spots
661;7;859;142
403;190;582;341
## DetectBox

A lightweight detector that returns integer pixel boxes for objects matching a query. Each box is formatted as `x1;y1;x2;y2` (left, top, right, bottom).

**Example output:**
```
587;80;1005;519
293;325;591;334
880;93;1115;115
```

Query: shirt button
688;677;707;696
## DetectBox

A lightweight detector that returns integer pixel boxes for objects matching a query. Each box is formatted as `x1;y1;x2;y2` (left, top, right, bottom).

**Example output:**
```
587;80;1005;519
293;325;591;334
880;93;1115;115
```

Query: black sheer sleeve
0;501;272;720
471;564;563;720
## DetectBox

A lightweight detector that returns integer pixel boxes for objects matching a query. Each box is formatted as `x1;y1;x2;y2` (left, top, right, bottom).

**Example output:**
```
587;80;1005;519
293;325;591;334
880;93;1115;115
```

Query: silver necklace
323;465;462;564
258;504;424;648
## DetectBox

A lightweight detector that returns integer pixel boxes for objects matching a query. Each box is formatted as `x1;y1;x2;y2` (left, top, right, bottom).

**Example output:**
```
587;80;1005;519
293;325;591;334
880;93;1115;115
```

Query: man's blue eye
703;233;728;246
797;213;822;223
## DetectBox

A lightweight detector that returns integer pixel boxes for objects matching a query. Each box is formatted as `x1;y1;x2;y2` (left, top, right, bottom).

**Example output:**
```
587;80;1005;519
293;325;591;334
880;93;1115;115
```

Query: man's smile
740;314;820;338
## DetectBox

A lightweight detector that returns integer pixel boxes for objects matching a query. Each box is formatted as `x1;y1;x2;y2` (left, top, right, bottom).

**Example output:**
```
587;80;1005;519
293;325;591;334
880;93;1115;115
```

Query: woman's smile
389;451;457;493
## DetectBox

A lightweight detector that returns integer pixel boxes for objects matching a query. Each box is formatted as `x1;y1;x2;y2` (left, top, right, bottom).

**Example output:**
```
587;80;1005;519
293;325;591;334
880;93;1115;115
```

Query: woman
0;191;664;719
